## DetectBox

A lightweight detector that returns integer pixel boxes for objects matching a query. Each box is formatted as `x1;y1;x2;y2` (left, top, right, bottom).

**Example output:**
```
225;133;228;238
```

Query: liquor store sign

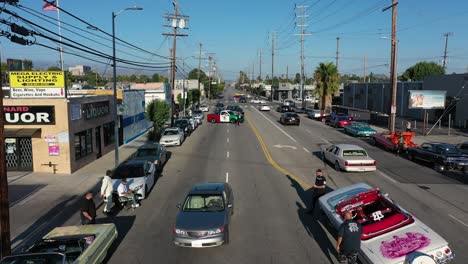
83;101;110;120
3;106;55;125
9;71;66;98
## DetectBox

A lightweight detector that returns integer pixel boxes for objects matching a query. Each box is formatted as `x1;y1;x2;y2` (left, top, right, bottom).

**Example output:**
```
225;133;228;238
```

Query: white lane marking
449;214;468;228
227;128;229;133
321;138;331;144
303;147;311;153
227;151;230;158
377;170;398;184
307;130;313;134
226;172;229;183
254;108;297;143
227;138;230;143
273;144;297;150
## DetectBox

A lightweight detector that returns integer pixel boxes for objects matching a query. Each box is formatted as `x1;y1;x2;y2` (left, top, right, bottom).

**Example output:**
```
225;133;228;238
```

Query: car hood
111;177;146;190
175;211;227;231
160;135;181;141
361;220;448;264
132;156;158;162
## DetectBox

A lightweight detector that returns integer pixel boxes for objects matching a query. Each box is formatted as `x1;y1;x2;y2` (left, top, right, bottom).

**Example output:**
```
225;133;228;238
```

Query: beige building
4;95;116;174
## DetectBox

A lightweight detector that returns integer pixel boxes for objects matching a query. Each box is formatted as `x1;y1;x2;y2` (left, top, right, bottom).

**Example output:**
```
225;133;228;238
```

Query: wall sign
83;101;110;120
3;105;55;125
48;142;60;156
10;87;65;98
71;104;82;120
44;134;57;142
9;71;65;88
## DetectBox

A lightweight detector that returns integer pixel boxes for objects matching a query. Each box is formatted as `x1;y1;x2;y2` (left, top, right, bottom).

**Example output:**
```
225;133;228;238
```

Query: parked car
239;97;247;103
132;143;168;172
343;122;377;137
0;224;118;264
328;115;353;128
226;105;244;114
184;116;198;130
111;160;156;199
321;144;376;172
372;132;418;152
276;105;293;113
199;105;209;112
259;104;271;111
319;183;455;264
283;99;295;107
173;182;234;248
174;118;192;136
192;110;204;125
160;127;185;147
306;109;323;119
215;102;225;109
457;142;468;155
280;112;300;126
407;142;468;173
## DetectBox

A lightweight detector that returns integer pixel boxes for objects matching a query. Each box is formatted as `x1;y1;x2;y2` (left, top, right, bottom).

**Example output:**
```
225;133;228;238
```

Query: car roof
334;144;365;150
189;182;226;194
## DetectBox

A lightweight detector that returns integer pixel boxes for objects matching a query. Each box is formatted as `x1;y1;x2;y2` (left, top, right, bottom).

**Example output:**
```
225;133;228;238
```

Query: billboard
408;90;446;109
9;71;65;88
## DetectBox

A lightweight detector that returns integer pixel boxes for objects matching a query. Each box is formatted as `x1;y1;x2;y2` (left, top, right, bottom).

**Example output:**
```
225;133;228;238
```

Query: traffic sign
9;71;65;88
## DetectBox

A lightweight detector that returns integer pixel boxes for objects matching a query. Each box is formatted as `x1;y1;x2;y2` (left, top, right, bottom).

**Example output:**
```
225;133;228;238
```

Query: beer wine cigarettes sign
3;106;55;125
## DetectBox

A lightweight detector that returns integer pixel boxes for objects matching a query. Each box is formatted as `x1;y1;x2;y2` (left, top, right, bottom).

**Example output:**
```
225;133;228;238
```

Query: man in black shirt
80;191;97;225
307;169;327;214
336;211;362;264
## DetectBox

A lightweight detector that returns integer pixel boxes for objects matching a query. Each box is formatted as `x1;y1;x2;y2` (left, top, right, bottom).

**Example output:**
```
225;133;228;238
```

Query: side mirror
177;204;181;208
227;204;233;208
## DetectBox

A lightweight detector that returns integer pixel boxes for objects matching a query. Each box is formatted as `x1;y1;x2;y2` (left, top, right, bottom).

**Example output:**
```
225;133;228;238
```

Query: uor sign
3;105;55;125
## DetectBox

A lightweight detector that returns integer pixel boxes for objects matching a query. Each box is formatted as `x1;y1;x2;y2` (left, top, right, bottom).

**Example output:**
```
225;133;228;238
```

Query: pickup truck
407;142;468;173
207;110;242;123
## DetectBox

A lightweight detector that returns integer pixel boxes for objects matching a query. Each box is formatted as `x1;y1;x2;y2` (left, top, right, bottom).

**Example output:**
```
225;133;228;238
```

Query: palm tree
313;62;340;113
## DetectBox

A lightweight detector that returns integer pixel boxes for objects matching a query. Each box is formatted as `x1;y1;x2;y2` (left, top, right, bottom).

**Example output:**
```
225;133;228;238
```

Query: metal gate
5;138;33;171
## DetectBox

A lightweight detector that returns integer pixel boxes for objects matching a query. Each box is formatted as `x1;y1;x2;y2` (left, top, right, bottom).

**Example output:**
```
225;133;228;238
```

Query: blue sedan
343;122;377;137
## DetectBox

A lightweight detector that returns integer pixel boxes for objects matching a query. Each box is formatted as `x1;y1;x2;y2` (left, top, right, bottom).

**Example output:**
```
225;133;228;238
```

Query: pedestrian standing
307;169;326;214
80;191;97;225
236;113;241;126
100;170;114;215
336;211;362;264
406;121;412;132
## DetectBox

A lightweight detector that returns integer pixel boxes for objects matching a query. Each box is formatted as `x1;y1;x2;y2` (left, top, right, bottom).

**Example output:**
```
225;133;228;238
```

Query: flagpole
56;0;64;71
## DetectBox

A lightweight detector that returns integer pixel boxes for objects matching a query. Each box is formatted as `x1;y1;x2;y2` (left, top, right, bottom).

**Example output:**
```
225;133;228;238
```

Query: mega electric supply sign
9;71;66;98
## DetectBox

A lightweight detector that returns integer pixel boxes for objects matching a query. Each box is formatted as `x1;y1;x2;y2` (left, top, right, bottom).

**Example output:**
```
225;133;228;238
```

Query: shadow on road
286;175;338;263
99;215;136;263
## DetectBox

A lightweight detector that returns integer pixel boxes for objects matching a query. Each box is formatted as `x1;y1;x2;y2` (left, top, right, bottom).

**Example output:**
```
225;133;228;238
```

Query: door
220;111;230;122
5;138;33;171
95;126;102;158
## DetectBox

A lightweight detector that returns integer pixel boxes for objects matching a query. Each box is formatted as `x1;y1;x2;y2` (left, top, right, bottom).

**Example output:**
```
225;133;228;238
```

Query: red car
327;115;353;128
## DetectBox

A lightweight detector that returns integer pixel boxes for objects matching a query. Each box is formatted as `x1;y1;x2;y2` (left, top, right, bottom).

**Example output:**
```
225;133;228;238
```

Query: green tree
177;93;183;106
23;60;33;70
314;62;340;113
47;66;61;71
188;69;207;80
401;61;445;81
138;75;149;83
146;99;171;141
294;73;301;84
151;73;160;82
190;89;201;105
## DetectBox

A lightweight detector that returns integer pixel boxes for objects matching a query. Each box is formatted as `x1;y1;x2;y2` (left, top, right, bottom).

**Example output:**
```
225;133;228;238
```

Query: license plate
192;241;203;247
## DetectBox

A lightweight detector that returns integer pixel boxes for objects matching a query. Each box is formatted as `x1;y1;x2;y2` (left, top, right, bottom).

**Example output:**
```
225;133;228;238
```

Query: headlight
154;160;158;164
173;228;187;235
446;157;455;162
184;127;188;131
207;227;224;235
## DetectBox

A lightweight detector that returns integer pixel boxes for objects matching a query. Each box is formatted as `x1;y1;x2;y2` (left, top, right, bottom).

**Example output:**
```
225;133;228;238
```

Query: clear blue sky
2;0;467;80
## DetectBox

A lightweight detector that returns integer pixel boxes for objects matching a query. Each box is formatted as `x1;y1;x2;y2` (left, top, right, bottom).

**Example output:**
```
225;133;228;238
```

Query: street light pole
112;7;142;168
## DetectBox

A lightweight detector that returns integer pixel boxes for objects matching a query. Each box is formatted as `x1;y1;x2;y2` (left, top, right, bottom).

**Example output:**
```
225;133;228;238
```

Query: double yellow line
245;115;311;189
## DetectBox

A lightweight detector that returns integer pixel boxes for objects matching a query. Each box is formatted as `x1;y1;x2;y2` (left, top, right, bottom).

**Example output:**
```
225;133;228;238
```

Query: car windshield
28;236;95;262
163;130;179;136
342;149;368;156
112;165;145;179
1;253;65;264
183;194;225;212
326;188;369;208
175;120;188;126
287;114;298;117
136;148;160;157
353;122;368;127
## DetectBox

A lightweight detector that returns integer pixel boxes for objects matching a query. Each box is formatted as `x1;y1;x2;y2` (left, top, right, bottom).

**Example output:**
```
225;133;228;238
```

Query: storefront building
4;95;116;174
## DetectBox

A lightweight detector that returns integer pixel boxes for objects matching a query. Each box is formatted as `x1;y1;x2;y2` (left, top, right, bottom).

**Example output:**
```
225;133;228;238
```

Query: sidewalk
369;125;467;145
7;132;149;252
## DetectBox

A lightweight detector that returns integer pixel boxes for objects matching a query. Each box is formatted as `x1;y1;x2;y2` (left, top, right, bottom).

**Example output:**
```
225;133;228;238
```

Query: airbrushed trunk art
380;232;431;259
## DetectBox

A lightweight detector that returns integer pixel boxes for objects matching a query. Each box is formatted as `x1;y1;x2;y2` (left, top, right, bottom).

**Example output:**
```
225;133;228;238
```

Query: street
101;87;468;263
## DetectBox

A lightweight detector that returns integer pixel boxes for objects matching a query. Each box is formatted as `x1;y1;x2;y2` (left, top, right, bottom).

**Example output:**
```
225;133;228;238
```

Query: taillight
345;161;349;166
172;227;176;233
373;160;376;166
445;248;451;254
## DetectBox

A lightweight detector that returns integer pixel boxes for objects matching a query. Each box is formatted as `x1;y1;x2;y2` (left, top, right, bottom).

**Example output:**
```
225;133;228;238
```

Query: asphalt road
104;87;467;263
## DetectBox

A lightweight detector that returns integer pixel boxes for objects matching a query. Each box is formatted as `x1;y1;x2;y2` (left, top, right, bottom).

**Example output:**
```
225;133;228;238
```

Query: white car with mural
318;183;454;264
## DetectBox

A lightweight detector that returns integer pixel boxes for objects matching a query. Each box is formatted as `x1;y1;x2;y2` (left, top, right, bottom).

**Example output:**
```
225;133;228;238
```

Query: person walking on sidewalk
307;169;327;214
80;191;96;225
100;170;114;215
336;211;362;264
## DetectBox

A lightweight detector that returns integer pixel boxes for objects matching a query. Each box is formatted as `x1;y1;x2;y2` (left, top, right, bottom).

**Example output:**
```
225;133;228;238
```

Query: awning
4;128;41;137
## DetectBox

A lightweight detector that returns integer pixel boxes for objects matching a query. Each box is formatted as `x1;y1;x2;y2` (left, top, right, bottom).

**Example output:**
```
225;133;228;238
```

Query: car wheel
371;138;377;146
144;185;148;198
334;161;341;171
434;164;445;172
230;119;236;124
463;166;468;174
211;119;216;123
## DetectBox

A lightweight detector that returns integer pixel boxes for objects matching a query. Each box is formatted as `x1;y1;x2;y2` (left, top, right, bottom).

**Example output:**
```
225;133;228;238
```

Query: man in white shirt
100;170;114;214
117;178;139;208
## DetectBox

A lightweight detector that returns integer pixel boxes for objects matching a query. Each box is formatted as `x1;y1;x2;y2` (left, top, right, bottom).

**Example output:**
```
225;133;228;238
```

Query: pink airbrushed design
380;232;431;259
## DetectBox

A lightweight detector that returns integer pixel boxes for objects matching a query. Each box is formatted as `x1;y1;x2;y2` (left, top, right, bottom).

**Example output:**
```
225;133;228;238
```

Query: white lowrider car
259;104;271;111
321;144;376;172
319;183;454;264
111;160;156;200
160;127;185;146
251;99;267;104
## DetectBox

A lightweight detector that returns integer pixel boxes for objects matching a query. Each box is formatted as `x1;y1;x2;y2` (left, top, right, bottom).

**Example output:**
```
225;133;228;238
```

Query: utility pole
363;55;367;83
442;32;453;70
259;49;262;82
336;37;340;70
270;31;276;101
0;50;11;258
286;65;289;82
163;1;189;126
383;0;398;133
295;3;311;110
197;43;202;105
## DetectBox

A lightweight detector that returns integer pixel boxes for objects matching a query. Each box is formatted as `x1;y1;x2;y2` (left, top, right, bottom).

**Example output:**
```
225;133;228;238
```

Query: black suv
276;105;293;113
174;119;192;136
226;105;244;114
280;112;300;126
407;142;468;173
239;97;247;103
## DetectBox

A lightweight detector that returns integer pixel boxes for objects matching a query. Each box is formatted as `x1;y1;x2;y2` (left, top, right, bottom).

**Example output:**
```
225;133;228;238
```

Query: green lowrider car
343;122;377;137
1;224;117;264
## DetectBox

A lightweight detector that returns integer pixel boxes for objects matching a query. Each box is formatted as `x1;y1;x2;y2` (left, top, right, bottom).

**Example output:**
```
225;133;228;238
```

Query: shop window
74;129;93;160
103;121;115;146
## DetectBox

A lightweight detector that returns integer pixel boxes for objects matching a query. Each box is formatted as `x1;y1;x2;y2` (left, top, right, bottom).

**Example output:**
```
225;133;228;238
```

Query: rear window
342;150;368;156
136;148;160;157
